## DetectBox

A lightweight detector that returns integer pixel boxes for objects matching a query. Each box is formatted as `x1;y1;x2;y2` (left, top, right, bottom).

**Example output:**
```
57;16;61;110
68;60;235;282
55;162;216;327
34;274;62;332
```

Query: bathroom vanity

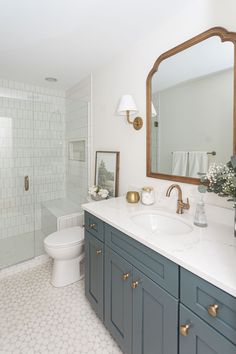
83;197;236;354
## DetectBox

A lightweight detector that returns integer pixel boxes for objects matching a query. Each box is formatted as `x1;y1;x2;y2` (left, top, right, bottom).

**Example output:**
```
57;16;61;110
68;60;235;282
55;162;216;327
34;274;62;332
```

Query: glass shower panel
0;88;35;268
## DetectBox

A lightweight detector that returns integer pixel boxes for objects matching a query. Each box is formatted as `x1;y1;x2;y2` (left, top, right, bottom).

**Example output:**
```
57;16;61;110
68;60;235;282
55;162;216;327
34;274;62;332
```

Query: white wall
92;0;236;207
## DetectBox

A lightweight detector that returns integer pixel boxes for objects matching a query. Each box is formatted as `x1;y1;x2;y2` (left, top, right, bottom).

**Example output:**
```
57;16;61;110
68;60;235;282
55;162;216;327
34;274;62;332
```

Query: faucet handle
182;198;190;210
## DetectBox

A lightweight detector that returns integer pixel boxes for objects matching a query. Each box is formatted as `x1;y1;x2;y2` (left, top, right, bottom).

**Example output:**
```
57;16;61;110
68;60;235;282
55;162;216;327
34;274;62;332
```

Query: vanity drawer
104;223;179;297
180;268;236;345
84;212;104;241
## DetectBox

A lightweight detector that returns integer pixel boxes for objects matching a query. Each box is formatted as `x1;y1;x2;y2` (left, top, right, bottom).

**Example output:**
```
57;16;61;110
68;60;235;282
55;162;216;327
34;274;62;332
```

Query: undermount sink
130;211;193;235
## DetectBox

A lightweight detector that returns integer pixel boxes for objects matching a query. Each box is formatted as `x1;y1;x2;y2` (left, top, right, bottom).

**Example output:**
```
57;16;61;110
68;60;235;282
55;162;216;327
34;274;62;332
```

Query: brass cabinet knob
89;223;96;230
123;273;130;281
208;304;219;317
131;280;139;289
180;323;191;336
96;249;102;256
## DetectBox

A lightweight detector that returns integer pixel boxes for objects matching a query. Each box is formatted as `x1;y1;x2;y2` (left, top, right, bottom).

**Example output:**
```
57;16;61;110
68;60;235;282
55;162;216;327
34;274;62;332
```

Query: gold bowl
126;191;140;203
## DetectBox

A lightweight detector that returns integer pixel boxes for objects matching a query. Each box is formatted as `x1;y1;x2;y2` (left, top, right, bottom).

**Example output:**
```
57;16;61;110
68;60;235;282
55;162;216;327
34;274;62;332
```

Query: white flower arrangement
200;156;236;237
88;185;109;201
200;156;236;204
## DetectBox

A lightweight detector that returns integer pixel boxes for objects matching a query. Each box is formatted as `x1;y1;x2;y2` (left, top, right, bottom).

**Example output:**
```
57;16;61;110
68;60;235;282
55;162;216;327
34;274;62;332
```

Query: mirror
146;27;236;184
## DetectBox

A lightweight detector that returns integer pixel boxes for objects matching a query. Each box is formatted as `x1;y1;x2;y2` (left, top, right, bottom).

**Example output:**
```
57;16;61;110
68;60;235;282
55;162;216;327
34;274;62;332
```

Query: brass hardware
96;249;102;256
89;223;96;230
122;273;130;281
126;110;143;131
166;184;190;214
131;280;139;289
133;117;143;130
180;323;191;336
24;176;29;191
126;191;140;203
208;304;219;317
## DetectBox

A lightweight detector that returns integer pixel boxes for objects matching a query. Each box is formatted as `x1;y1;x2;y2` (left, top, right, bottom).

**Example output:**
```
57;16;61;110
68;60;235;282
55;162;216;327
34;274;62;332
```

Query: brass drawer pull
131;280;139;289
208;304;219;317
96;249;102;256
122;273;130;281
89;223;96;230
180;323;191;336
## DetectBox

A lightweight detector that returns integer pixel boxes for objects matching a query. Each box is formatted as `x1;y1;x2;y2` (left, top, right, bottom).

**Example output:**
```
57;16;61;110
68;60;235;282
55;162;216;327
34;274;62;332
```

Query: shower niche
69;140;86;161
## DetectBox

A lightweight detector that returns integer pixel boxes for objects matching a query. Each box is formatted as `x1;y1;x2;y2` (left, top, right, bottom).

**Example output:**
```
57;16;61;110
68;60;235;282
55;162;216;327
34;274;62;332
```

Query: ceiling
0;0;189;90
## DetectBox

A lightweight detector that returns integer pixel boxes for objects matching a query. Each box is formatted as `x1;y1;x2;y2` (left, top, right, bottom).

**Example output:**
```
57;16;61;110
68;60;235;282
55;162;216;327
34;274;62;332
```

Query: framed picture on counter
94;151;120;197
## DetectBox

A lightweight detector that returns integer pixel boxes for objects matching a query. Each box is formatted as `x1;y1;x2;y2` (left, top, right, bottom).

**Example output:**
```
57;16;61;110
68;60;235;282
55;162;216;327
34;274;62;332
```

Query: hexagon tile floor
0;260;122;354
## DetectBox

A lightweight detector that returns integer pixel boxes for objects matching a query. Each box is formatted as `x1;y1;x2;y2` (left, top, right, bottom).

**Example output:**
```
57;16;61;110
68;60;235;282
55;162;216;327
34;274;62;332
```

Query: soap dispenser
194;196;208;227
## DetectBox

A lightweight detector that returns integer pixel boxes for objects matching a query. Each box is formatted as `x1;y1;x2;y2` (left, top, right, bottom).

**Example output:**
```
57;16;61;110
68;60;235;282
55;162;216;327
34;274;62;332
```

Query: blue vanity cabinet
132;268;178;354
104;224;179;354
104;246;133;354
85;229;104;320
84;211;236;354
104;223;179;297
180;268;236;345
104;246;178;354
84;212;104;241
179;304;236;354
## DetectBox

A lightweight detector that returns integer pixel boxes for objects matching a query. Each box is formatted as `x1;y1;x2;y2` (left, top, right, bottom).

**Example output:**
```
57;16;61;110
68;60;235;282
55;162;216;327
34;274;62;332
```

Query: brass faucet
166;184;190;214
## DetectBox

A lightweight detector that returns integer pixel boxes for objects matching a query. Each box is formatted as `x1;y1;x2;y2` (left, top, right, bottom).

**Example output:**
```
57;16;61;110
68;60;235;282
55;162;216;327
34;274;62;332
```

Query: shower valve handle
24;176;29;191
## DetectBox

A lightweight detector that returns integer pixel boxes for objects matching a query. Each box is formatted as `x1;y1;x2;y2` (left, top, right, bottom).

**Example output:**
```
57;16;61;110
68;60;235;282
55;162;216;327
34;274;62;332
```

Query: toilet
44;226;84;287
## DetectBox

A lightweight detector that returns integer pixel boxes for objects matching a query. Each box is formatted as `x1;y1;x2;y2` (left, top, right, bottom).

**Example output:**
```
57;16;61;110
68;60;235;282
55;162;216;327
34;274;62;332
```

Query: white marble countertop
82;196;236;297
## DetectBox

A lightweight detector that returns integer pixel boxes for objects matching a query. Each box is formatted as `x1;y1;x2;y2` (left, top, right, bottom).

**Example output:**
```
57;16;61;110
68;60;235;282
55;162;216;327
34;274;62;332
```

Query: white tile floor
0;259;122;354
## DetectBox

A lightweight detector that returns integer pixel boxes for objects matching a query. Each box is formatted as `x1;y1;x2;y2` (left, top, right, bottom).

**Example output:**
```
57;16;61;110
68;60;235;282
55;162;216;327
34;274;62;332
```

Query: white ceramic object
44;226;84;287
131;211;193;235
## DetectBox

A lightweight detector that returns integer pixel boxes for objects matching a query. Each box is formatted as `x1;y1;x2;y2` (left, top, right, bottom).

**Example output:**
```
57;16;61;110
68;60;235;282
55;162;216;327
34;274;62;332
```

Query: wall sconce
117;95;143;130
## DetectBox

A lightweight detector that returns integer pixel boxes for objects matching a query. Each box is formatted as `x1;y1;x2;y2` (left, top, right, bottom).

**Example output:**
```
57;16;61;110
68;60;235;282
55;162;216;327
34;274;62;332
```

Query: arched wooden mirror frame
146;27;236;184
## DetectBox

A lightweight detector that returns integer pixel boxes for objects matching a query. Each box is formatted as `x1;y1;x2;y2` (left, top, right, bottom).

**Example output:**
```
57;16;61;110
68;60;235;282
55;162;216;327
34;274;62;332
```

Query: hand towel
189;151;208;178
171;151;188;176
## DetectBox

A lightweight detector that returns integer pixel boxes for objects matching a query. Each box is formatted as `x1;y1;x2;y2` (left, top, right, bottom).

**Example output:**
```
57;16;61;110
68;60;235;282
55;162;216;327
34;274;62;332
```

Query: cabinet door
179;304;236;354
85;231;104;320
132;269;178;354
105;246;133;354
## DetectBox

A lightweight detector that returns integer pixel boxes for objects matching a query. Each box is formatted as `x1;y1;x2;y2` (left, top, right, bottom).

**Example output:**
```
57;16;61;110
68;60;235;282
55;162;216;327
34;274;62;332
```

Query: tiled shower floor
0;259;122;354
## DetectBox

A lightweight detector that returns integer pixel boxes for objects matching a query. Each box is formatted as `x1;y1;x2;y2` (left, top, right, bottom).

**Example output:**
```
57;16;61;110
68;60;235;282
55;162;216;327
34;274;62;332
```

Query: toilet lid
44;226;84;247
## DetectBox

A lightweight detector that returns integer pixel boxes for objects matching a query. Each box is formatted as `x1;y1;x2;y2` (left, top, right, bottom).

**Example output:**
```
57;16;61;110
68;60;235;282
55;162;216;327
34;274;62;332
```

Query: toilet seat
44;226;84;248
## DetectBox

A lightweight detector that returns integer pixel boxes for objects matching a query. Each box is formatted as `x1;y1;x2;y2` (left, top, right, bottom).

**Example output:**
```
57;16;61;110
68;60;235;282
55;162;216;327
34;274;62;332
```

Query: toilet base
51;253;84;287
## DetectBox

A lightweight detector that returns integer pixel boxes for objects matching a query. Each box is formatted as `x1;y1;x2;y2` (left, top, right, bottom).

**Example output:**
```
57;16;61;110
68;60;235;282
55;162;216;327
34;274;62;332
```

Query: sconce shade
151;102;157;117
117;95;138;115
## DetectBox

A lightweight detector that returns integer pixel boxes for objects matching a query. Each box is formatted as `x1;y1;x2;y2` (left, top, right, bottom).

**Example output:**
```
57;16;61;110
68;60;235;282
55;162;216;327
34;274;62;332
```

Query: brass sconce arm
126;110;143;130
118;95;143;130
